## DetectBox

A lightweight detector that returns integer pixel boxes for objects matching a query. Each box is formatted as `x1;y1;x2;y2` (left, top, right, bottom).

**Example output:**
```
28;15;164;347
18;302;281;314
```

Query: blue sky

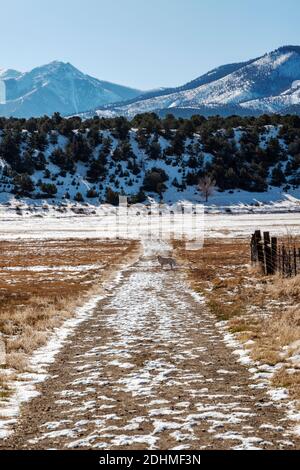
1;0;299;90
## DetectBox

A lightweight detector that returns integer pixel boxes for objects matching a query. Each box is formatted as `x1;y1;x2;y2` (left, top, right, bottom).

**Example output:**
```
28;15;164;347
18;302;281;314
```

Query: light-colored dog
157;255;177;270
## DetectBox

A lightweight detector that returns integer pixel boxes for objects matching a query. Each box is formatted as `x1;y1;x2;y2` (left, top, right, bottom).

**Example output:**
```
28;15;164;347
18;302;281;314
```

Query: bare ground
0;249;299;450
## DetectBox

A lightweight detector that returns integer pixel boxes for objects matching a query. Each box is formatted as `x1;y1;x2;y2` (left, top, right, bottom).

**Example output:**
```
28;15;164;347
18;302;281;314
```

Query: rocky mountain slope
0;61;142;118
84;46;300;118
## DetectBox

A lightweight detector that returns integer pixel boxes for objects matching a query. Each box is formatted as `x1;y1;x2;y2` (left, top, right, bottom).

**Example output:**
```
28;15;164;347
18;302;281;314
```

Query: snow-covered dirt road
1;248;300;450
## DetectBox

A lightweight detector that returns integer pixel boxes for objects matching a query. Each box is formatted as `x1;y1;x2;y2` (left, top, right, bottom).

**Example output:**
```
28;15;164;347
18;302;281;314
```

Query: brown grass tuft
268;275;300;301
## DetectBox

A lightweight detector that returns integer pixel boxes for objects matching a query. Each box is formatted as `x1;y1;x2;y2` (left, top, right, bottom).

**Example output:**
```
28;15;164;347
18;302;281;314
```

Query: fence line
250;230;300;277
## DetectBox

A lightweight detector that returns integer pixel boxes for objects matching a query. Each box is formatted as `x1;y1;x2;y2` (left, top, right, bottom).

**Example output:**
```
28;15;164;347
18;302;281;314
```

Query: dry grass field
0;239;139;378
174;238;300;403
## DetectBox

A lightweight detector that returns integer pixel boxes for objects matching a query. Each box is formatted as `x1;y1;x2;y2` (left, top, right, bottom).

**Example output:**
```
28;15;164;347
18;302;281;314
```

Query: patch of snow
267;389;289;401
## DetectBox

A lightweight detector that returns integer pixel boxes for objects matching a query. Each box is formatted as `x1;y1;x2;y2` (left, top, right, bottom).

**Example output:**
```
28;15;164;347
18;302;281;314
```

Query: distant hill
0;113;299;206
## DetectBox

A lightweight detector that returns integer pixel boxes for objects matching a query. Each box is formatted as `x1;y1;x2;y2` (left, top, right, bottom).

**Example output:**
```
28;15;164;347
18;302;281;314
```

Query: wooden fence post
255;231;265;269
282;246;287;277
271;236;277;275
294;247;297;277
250;233;257;263
250;231;298;278
263;232;272;275
288;249;292;277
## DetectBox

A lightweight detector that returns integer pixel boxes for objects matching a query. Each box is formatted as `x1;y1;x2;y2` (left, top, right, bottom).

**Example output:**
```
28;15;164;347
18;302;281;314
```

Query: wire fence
250;230;300;277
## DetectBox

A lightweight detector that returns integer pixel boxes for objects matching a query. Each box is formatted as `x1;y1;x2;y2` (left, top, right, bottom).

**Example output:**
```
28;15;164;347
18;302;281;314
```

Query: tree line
0;112;299;203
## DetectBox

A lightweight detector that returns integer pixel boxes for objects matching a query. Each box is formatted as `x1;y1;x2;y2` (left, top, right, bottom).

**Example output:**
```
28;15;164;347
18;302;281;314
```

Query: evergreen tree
271;164;286;187
74;192;84;202
143;168;169;195
105;188;120;206
13;174;35;196
39;182;57;197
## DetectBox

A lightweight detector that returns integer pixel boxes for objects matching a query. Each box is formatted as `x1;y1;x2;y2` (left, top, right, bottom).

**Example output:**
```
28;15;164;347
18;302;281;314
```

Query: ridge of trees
0;112;299;202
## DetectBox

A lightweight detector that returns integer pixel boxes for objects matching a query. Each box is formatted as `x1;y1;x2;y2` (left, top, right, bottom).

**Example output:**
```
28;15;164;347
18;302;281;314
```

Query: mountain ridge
2;46;300;119
80;45;300;119
0;61;143;118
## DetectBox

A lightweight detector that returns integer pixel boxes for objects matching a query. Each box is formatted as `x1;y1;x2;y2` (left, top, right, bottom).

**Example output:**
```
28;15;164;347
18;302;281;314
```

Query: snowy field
0;211;299;241
0;193;299;241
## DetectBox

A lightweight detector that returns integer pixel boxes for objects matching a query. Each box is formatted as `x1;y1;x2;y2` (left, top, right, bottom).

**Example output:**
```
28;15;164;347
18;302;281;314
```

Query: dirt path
1;248;300;450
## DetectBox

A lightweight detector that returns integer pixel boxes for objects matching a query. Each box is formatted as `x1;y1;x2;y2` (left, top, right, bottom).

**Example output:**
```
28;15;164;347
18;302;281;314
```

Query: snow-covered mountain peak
85;45;300;119
274;45;300;55
18;61;93;87
253;46;300;76
0;68;22;80
0;62;143;118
